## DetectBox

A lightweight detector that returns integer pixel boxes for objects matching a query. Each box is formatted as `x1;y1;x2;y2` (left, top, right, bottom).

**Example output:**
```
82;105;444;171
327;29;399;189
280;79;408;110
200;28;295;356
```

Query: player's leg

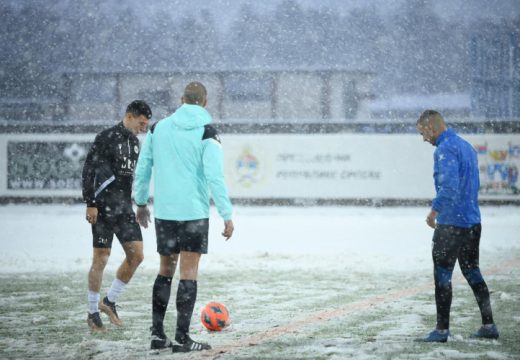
458;224;499;339
150;254;179;350
432;225;461;331
87;215;114;332
150;219;179;350
175;251;201;343
416;225;460;342
172;219;211;352
100;214;144;327
116;240;144;283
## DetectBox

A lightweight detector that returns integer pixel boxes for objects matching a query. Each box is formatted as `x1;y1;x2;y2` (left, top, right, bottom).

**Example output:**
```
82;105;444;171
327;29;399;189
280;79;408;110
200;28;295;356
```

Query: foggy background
1;0;519;114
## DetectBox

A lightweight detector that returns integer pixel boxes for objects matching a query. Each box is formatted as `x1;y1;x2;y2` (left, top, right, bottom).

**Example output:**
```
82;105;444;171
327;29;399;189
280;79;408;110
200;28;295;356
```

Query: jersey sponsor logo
121;157;137;171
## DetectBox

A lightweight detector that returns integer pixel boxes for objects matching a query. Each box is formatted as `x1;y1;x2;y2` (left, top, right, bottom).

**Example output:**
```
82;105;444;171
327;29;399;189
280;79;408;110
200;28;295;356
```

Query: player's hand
222;220;234;240
136;206;151;228
86;207;98;225
426;209;437;229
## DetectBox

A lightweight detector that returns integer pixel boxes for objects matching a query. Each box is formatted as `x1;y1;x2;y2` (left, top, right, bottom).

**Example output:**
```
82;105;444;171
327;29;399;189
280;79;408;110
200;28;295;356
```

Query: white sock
88;291;100;314
107;278;126;303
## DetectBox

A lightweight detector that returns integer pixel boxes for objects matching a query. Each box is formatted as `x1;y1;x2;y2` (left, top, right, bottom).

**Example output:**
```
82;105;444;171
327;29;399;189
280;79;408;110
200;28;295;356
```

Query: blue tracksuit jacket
432;128;481;228
133;104;233;221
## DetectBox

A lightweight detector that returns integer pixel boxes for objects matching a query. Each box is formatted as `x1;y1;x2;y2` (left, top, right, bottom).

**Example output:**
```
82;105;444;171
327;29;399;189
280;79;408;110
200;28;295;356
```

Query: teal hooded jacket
133;104;233;221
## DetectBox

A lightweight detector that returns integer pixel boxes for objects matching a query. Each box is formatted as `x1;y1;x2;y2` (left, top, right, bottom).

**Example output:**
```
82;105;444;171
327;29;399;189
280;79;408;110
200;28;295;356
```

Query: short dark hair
126;100;152;119
183;82;207;105
417;109;442;126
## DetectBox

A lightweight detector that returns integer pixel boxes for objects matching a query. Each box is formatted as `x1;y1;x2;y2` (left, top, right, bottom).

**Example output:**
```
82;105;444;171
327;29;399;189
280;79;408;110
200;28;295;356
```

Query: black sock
470;281;494;325
152;274;172;333
434;266;453;330
435;282;452;330
175;280;197;343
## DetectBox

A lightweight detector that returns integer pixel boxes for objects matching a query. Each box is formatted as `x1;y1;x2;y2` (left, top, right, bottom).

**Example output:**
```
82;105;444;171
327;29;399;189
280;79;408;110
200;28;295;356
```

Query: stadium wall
0;123;519;205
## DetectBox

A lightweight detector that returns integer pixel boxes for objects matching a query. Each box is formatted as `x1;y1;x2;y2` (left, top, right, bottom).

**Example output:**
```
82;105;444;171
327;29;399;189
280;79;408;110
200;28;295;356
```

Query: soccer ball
201;302;229;331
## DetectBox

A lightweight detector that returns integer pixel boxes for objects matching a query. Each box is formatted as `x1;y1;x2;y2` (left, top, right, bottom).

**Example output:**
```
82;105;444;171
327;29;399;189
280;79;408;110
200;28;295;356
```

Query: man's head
416;110;447;146
123;100;152;135
181;81;207;107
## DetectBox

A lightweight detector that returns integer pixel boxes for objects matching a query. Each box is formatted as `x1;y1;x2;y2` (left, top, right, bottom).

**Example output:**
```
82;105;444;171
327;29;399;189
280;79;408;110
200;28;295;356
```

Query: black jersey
82;122;140;214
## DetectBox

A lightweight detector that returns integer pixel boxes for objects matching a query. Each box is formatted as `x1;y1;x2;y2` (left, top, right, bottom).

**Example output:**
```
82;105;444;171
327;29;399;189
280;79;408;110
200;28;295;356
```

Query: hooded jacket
82;122;140;214
133;104;232;221
432;128;481;227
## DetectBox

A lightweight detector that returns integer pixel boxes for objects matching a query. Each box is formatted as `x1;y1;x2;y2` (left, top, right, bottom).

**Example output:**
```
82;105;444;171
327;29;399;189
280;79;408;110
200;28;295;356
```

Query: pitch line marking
200;255;520;359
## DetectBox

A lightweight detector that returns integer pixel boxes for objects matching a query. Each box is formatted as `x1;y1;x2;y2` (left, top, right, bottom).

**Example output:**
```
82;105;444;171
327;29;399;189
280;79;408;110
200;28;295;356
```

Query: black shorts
155;218;209;256
92;211;143;248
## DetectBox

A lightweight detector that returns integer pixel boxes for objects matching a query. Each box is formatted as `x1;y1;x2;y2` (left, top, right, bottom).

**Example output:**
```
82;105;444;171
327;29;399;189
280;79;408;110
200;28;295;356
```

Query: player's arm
425;209;438;229
82;134;105;224
133;130;154;228
431;146;459;218
82;135;101;207
202;128;234;239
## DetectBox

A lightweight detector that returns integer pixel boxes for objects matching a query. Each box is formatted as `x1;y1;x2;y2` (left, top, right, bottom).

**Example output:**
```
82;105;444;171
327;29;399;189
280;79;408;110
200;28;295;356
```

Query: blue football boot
470;324;499;339
414;329;450;343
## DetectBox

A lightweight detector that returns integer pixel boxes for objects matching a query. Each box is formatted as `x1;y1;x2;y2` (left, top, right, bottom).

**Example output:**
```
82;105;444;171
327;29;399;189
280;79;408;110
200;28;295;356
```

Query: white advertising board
0;132;518;201
223;133;520;201
0;133;96;197
223;134;434;199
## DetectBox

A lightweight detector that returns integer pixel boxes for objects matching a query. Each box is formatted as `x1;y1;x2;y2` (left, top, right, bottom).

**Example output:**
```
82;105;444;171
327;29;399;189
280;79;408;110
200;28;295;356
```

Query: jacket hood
170;104;212;130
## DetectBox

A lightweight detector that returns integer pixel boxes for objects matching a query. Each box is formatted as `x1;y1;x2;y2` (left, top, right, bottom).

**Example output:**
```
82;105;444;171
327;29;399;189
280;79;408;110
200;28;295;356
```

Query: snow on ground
0;204;519;359
2;204;518;274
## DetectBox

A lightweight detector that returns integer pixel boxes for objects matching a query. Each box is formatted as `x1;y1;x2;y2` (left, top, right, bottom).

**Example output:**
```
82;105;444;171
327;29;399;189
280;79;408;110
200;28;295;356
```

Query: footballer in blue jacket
415;110;499;343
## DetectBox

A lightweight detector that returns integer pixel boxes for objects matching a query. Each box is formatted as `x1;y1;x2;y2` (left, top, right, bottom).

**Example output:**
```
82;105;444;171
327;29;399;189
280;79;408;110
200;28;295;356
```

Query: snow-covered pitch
1;204;519;359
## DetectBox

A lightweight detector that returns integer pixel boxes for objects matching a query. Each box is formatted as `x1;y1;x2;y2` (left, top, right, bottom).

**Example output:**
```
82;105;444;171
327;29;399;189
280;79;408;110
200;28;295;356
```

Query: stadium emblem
235;147;260;188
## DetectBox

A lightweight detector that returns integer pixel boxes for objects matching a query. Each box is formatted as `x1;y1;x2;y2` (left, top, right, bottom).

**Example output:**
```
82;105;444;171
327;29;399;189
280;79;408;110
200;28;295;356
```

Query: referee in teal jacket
134;82;234;353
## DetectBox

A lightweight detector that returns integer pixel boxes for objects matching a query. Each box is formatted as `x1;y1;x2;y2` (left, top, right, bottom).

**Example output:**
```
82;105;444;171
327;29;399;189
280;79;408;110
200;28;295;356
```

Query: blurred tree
382;0;467;94
224;4;272;68
0;3;64;98
341;6;386;70
0;0;509;111
268;0;308;67
171;11;221;70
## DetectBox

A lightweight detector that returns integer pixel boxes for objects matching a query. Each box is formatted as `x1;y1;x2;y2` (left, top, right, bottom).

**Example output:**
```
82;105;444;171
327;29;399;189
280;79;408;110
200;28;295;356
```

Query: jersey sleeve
431;146;459;213
202;137;233;221
82;133;105;207
133;130;154;206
